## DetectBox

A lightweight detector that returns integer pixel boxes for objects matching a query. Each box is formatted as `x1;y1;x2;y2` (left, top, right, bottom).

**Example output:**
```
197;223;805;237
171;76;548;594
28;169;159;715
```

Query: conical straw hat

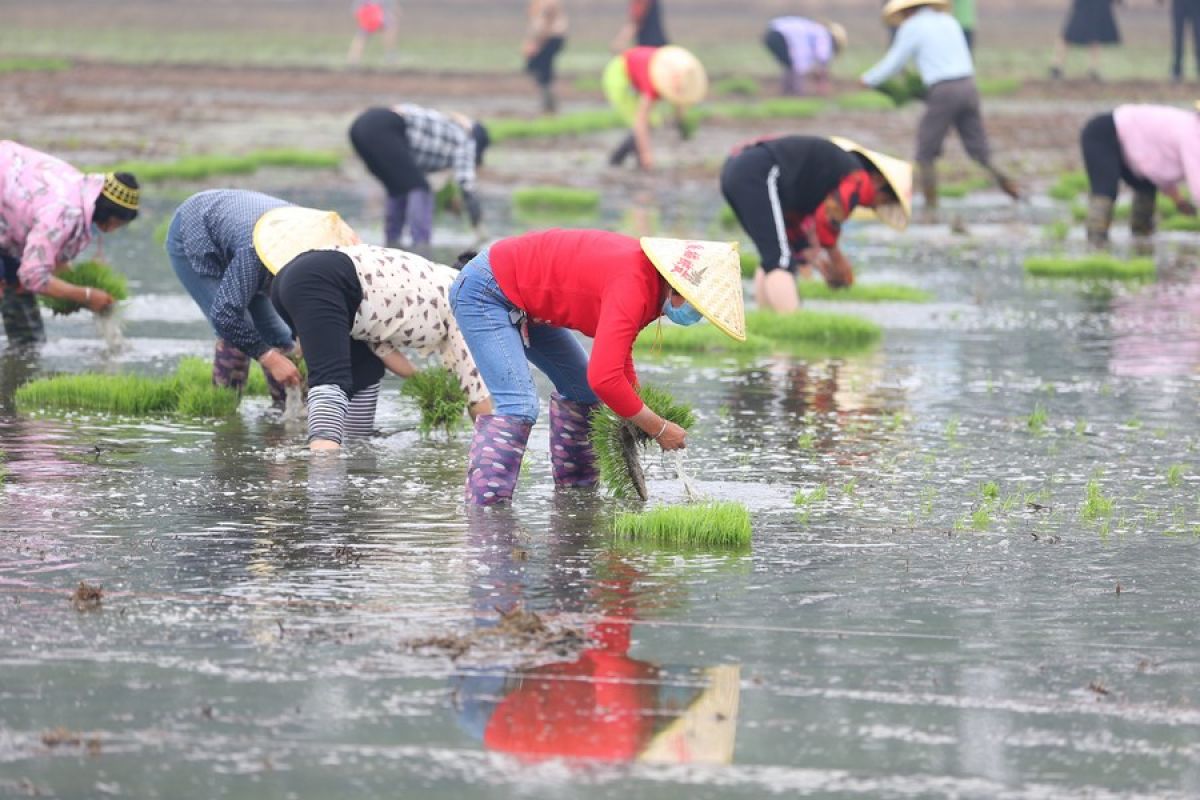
640;237;745;341
253;207;362;275
881;0;950;27
828;136;912;230
639;665;740;765
648;46;708;107
825;21;848;52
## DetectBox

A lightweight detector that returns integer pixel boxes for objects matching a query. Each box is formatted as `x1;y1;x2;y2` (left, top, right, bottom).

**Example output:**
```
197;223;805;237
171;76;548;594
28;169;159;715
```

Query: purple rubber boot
406;188;435;257
549;392;598;488
465;414;533;506
212;339;250;391
384;194;406;248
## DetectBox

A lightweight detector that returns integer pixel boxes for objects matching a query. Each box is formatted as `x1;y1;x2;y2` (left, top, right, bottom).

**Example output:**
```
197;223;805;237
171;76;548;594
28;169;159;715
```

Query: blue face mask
663;295;704;326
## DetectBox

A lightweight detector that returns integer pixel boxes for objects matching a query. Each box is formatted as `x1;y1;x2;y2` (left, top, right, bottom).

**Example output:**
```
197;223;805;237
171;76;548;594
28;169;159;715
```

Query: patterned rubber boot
384;194;406;248
212;339;250;391
1085;195;1115;250
549;392;598;488
465;414;533;506
0;290;46;347
1130;190;1157;255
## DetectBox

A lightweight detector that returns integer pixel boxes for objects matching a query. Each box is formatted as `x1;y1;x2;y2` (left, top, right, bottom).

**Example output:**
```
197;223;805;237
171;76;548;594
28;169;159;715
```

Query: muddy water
2;183;1200;799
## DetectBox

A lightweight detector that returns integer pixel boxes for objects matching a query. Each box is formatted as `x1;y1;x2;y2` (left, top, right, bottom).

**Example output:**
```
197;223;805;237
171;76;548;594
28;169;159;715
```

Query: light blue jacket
862;8;974;88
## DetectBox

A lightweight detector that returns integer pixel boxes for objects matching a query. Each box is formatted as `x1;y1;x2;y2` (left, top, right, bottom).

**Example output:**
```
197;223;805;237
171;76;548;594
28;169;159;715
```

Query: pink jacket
0;140;103;292
1113;105;1200;200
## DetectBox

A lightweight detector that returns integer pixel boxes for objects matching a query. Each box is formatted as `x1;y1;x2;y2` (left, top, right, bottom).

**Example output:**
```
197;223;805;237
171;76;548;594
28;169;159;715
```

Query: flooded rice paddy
2;183;1200;799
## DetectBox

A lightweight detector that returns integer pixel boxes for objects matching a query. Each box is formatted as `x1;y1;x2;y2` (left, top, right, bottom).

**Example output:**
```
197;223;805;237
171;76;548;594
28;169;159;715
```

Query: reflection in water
454;507;740;765
1110;274;1200;378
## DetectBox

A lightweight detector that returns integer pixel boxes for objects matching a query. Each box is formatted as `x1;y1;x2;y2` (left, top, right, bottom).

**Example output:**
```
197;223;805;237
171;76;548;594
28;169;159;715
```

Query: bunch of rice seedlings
175;355;272;396
939;175;993;199
14;373;179;416
1161;214;1200;232
591;385;695;500
40;261;129;315
98;148;340;182
401;367;468;436
872;71;925;106
702;97;825;121
1049;171;1089;201
1023;254;1155;281
835;91;897;111
745;309;883;352
0;57;70;73
634;323;773;356
1044;220;1071;242
798;280;932;303
488;110;625;142
175;384;241;418
572;75;604;93
512;186;600;216
612;501;751;550
717;205;739;230
712;76;760;97
976;77;1023;96
740;251;759;278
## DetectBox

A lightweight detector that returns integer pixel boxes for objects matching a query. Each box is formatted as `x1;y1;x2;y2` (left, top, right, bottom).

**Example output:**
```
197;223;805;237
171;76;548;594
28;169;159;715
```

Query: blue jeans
165;212;294;350
449;249;598;423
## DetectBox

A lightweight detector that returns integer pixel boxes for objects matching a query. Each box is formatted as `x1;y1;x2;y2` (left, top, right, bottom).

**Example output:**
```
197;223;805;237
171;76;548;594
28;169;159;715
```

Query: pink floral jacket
0;140;103;292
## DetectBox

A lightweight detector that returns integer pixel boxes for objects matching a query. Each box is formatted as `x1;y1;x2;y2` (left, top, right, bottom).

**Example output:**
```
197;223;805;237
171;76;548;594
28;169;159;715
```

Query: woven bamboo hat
881;0;950;27
640;237;745;341
826;22;848;52
648;46;708;107
829;136;913;230
253;207;362;274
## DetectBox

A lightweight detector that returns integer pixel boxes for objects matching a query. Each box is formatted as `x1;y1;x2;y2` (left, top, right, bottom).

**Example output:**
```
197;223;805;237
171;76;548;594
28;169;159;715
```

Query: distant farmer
953;0;977;50
763;17;848;96
604;45;707;170
0;140;139;347
449;230;745;505
612;0;669;49
347;0;398;65
261;213;492;450
1079;104;1200;249
1165;0;1200;81
1049;0;1120;81
165;190;359;405
721;135;911;313
349;104;491;256
861;0;1020;221
524;0;568;114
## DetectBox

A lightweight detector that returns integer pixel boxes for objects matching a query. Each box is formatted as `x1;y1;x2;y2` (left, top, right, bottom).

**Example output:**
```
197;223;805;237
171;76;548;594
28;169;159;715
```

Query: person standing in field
763;17;848;96
524;0;569;114
953;0;977;50
0;140;139;347
1049;0;1121;81
1164;0;1200;81
861;0;1020;221
612;0;669;50
348;0;399;65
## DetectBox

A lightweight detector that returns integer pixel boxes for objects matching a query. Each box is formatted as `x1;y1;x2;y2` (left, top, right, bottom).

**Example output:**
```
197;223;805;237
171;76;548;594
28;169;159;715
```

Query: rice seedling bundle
745;309;883;350
174;356;271;396
591;385;695;500
938;176;993;199
835;91;897;111
1049;171;1089;201
1023;254;1155;281
797;280;932;303
976;77;1023;96
701;98;825;122
612;501;751;549
1161;214;1200;232
872;71;925;106
40;261;128;315
634;323;773;356
739;251;759;278
400;367;468;436
175;383;241;418
712;76;760;97
98;148;341;183
512;186;600;216
14;373;179;416
0;57;70;74
489;110;625;142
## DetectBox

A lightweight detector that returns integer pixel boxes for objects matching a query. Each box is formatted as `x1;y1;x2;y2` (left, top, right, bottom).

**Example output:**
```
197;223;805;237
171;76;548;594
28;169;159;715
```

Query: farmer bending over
763;17;847;96
604;45;707;170
0;140;139;346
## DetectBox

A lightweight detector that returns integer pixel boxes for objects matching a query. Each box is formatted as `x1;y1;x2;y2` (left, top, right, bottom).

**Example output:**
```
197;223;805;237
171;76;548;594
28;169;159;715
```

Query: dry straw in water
400;367;468;436
612;501;752;550
590;385;695;500
40;261;128;316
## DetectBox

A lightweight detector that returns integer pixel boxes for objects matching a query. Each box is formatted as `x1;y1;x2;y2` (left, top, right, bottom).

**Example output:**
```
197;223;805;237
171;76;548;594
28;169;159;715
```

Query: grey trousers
916;76;991;166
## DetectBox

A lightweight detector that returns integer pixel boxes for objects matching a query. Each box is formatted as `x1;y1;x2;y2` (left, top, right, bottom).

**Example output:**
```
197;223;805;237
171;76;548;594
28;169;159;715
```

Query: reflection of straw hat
640;237;746;341
649;46;708;107
253;207;362;275
881;0;950;27
639;665;741;765
828;136;912;230
825;21;848;52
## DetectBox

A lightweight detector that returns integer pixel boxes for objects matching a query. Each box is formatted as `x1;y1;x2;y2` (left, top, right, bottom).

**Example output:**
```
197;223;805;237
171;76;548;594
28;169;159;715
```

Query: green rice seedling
1167;463;1186;488
1161;215;1200;232
512;186;600;216
975;76;1023;96
1027;403;1048;433
834;91;897;111
612;501;751;550
488;109;625;142
939;175;993;199
248;149;341;170
702;97;825;122
717;205;738;230
39;261;129;315
1044;220;1070;243
842;477;857;497
796;432;815;450
1081;480;1115;521
981;481;1000;501
435;180;462;214
744;309;882;354
872;71;925;106
572;74;604;93
739;251;759;278
98;148;341;183
633;323;772;356
175;384;241;418
712;76;760;97
1049;171;1089;201
0;57;70;73
794;485;827;506
1023;254;1155;281
591;385;695;500
971;506;992;530
798;280;932;303
174;356;271;397
14;373;180;416
400;367;468;436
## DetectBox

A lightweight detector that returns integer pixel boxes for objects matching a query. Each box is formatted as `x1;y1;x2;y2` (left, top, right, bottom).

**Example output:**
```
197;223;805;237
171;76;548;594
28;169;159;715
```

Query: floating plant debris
40;261;129;316
612;501;752;550
1024;254;1155;281
71;581;103;612
400;367;468;436
591;385;695;500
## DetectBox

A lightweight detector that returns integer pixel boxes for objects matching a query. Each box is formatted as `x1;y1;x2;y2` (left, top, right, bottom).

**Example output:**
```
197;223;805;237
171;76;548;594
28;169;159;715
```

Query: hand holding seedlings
259;349;302;386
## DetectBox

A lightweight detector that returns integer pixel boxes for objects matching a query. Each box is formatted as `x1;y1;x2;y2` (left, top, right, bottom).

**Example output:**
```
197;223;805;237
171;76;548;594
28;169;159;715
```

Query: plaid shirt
393;104;478;194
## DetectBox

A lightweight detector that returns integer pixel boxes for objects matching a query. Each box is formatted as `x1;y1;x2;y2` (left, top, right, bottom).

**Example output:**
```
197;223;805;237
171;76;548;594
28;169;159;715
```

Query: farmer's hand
1177;199;1198;217
654;421;687;451
260;349;302;386
85;288;115;313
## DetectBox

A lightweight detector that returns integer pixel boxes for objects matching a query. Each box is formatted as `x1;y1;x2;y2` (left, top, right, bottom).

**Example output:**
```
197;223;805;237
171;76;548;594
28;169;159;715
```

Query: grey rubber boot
1085;195;1115;249
0;290;45;348
1130;190;1157;254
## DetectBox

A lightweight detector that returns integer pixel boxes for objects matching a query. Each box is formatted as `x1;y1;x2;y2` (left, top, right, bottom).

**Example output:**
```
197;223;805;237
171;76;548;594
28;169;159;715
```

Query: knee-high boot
212;339;250;391
1130;190;1157;254
549;393;598;488
465;414;533;506
1085;194;1115;249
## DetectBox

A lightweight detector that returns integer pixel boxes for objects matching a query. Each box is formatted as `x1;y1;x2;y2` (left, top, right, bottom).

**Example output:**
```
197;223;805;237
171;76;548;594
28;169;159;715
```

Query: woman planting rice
762;17;847;96
1079;103;1200;249
449;229;745;505
260;208;492;450
720;135;911;312
603;45;707;170
165;190;358;405
0;140;139;346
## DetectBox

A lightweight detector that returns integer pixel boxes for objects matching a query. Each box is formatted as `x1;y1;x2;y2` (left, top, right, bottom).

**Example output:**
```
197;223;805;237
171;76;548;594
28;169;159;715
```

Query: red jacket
489;229;663;417
624;46;659;100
